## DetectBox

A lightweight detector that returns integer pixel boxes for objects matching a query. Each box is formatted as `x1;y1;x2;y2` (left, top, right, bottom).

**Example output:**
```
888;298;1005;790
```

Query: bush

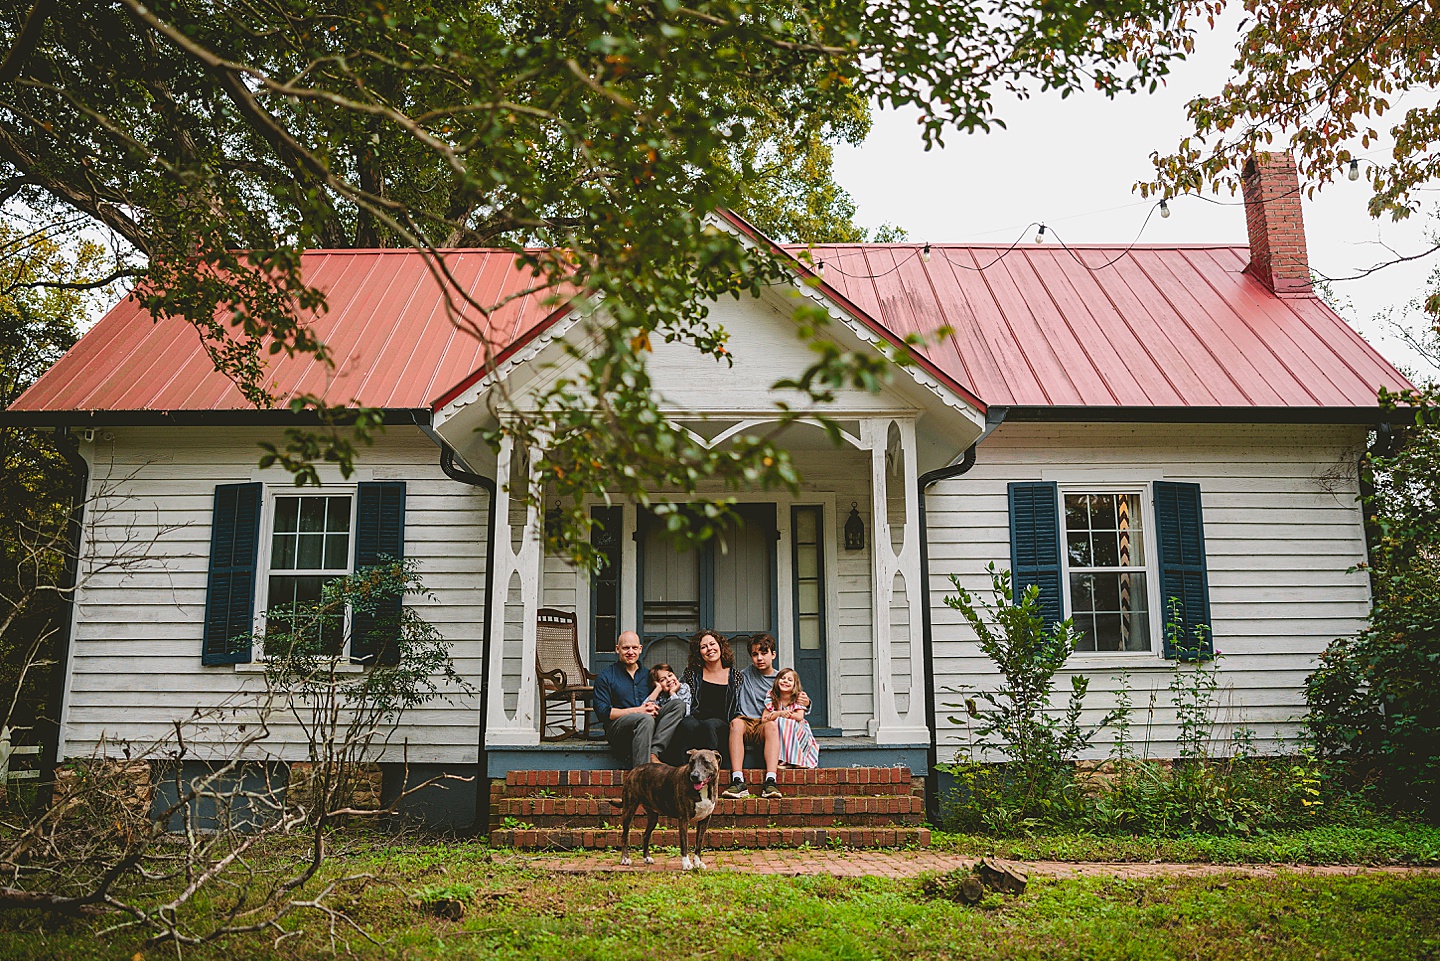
1304;398;1440;814
940;565;1116;831
941;568;1359;836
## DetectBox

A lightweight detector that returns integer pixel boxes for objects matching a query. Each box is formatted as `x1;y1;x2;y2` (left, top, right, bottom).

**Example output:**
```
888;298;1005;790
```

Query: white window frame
240;485;361;669
1056;482;1163;663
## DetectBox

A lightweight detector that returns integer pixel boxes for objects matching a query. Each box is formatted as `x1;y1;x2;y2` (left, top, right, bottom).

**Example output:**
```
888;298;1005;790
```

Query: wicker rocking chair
536;608;599;741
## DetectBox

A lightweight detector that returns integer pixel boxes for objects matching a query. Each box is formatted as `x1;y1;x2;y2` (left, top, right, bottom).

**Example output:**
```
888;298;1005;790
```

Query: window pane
1125;528;1145;567
1093;613;1122;651
1073;613;1097;652
798;581;820;613
326;496;350;532
1120;609;1150;652
298;497;327;533
296;533;324;569
1065;494;1090;532
795;509;817;542
273;497;300;533
1067;533;1092;567
797;549;819;579
324;533;350;570
798;615;821;650
272;533;297;570
1090;494;1117;529
1092;532;1119;567
1093;571;1121;609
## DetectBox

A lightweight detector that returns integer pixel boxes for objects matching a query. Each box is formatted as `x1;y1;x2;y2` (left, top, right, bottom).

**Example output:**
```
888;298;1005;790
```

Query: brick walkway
518;849;1440;879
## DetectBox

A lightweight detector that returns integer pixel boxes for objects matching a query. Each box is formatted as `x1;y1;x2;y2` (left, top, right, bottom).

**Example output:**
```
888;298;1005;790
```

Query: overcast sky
832;11;1436;380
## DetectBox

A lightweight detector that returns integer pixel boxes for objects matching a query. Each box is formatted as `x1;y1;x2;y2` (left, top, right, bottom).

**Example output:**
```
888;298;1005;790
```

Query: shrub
940;565;1118;830
940;574;1357;836
1304;399;1440;814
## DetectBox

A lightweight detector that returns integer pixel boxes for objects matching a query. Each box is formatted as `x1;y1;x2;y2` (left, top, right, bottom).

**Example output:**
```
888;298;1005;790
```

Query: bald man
592;631;685;768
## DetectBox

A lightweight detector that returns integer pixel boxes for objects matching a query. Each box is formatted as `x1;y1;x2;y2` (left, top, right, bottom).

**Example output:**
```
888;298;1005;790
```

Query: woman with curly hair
667;628;740;763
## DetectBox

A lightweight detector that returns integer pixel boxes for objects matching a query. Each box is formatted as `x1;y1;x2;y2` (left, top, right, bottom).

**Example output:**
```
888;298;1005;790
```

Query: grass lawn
0;841;1437;959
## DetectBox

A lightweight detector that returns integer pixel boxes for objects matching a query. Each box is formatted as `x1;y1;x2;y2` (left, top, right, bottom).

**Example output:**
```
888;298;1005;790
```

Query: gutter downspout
916;407;1007;824
38;427;88;804
419;426;498;836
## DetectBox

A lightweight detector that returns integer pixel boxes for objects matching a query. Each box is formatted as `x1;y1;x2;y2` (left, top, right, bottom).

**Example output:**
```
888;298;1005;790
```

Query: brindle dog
612;749;722;870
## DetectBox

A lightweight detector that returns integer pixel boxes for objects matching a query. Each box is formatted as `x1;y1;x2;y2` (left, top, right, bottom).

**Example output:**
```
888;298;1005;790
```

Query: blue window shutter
1154;481;1213;660
1008;482;1063;627
202;483;262;664
351;482;406;665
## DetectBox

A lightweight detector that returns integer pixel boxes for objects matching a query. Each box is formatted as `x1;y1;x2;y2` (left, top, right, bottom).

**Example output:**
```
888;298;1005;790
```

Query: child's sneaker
761;779;782;799
721;780;751;800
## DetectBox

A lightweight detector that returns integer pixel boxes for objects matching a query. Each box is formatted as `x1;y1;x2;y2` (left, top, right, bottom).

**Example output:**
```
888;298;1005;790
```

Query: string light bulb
1348;159;1360;181
1159;199;1171;219
921;243;931;264
1034;224;1046;244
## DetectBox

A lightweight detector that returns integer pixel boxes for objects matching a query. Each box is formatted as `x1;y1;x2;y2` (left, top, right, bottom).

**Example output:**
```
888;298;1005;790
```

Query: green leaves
2;0;1195;556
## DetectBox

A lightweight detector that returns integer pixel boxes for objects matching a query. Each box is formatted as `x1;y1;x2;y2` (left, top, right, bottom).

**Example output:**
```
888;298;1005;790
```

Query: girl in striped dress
762;668;819;769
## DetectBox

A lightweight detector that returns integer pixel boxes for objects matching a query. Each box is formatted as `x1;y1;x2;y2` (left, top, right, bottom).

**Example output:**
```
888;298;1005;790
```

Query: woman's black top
681;664;740;720
696;679;729;720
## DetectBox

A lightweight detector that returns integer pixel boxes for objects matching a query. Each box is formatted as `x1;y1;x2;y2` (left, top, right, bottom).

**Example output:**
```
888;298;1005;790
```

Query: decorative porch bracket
485;434;545;746
862;416;931;745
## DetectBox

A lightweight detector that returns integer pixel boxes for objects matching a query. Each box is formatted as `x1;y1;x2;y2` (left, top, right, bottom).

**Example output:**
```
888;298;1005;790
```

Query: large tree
0;0;1197;559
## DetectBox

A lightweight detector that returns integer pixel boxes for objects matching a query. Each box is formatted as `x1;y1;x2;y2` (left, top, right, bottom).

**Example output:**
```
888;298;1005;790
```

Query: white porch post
862;416;930;745
485;434;545;746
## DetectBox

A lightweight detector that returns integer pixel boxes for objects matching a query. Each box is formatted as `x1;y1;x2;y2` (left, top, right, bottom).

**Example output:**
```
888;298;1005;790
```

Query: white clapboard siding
62;426;489;764
927;421;1371;759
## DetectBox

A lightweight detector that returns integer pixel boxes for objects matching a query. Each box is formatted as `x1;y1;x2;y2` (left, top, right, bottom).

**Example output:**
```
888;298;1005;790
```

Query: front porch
466;414;948;752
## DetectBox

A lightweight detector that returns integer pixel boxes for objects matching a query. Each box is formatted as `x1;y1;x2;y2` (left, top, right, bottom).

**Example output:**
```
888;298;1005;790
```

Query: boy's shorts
739;716;767;745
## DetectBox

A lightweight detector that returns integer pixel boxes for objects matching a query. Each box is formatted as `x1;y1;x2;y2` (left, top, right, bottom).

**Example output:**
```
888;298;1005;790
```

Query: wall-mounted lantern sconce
844;502;865;551
544;505;563;540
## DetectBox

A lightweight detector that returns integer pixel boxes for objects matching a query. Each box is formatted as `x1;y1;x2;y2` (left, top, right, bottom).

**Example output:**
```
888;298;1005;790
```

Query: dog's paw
693;856;707;870
644;856;654;865
681;855;694;870
619;857;632;866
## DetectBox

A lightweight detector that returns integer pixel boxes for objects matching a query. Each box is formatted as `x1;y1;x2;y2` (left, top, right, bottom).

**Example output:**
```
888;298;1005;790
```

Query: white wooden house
5;153;1411;825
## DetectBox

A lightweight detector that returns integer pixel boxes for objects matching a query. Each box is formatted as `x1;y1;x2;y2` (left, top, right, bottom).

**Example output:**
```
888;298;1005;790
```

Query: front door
638;504;777;673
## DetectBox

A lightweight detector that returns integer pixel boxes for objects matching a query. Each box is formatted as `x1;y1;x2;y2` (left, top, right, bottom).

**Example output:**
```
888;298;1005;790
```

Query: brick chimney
1242;151;1312;296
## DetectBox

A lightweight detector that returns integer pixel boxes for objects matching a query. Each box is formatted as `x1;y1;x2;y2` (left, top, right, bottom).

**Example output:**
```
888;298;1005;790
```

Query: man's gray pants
604;698;685;768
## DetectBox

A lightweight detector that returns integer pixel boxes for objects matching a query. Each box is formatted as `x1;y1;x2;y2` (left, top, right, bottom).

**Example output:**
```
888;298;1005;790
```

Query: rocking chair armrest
538;667;568;691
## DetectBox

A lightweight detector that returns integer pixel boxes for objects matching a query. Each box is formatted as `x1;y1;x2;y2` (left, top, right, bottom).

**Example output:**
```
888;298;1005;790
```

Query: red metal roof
10;238;1412;417
792;242;1412;409
11;249;564;414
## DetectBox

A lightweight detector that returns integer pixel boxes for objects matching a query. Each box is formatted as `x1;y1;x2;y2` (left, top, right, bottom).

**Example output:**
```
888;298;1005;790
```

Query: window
1062;491;1151;653
265;493;353;655
590;505;623;660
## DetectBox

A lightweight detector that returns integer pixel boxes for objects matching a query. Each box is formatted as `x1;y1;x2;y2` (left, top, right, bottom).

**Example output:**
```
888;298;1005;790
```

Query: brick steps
494;794;924;828
492;767;927;849
490;825;931;851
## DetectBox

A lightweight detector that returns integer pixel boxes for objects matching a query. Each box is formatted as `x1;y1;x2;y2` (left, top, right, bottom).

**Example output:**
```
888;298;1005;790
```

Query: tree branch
0;0;57;84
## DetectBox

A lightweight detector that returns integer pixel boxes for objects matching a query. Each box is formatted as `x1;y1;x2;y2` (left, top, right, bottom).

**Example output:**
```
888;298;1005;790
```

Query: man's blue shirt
593;661;650;723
